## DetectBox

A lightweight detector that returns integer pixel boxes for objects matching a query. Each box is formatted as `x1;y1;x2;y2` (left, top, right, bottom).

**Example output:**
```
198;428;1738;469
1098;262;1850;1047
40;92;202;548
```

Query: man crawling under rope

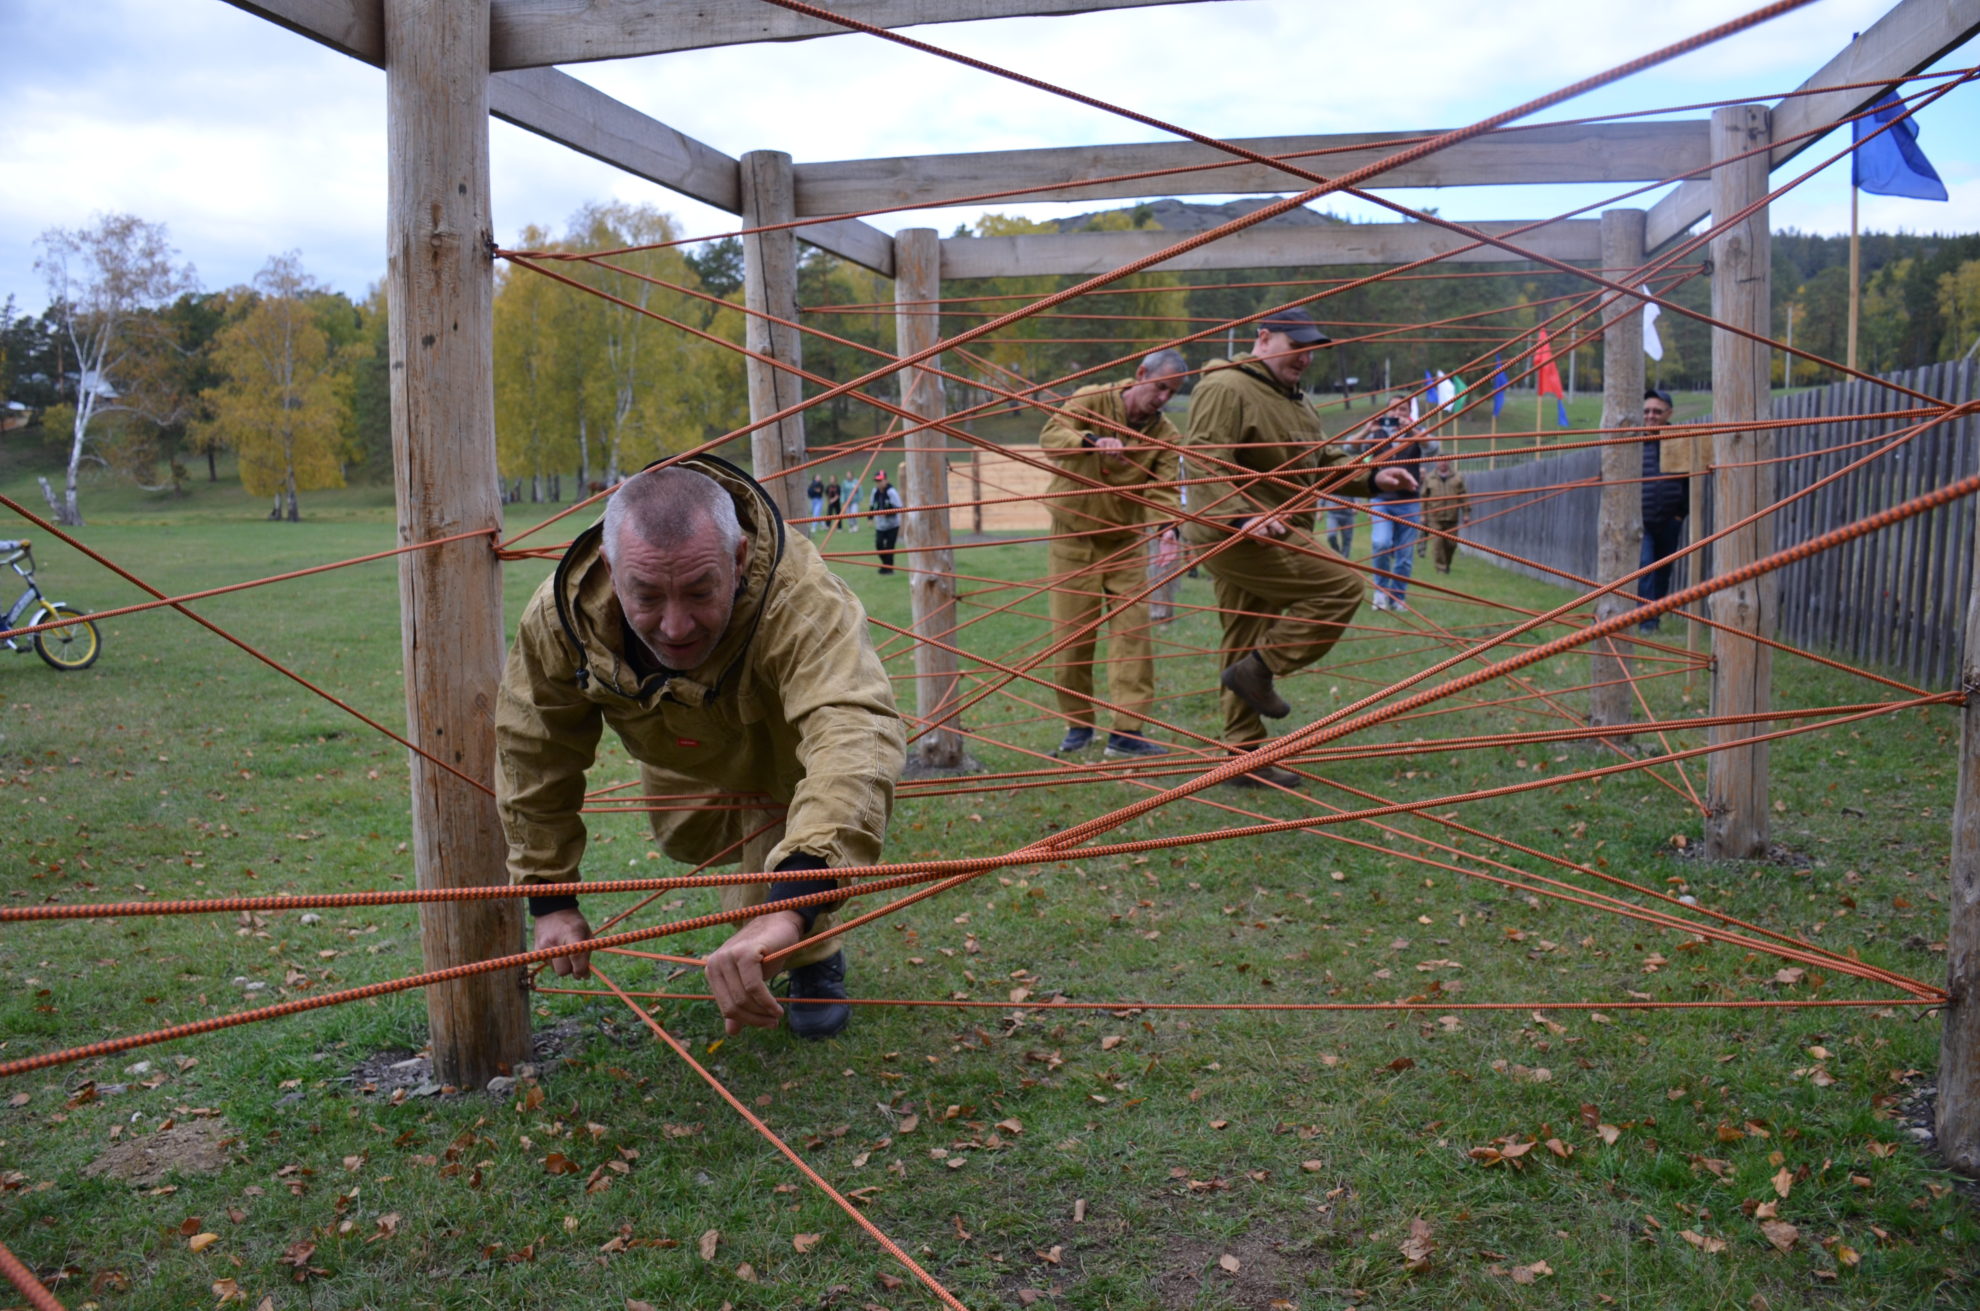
495;458;907;1038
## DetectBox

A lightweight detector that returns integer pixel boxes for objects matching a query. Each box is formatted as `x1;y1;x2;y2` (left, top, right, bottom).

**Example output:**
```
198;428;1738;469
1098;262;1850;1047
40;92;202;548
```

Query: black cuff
767;852;839;934
527;893;581;918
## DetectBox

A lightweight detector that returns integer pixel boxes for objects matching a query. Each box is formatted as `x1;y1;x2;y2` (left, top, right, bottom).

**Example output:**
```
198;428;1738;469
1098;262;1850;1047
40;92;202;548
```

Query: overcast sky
3;0;1977;314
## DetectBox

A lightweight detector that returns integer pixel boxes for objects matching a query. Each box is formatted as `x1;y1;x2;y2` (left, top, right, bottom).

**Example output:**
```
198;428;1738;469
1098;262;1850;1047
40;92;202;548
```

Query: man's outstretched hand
533;907;594;978
704;910;807;1036
1374;466;1419;495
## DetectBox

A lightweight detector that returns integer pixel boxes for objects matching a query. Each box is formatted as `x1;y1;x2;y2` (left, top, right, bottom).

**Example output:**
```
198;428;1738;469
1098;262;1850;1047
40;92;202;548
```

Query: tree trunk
63;406;88;527
207;447;218;481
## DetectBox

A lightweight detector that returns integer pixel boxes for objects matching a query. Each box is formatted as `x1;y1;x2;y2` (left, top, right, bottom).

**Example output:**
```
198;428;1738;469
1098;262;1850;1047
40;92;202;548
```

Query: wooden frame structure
223;0;1980;1168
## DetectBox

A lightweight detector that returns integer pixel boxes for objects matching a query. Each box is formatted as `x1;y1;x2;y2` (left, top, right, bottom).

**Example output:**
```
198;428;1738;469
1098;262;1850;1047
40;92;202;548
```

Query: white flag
1641;286;1664;361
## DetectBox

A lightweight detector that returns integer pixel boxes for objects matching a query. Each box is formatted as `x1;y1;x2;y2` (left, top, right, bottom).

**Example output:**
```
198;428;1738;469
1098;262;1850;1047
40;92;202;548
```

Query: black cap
1259;306;1332;346
1644;387;1673;407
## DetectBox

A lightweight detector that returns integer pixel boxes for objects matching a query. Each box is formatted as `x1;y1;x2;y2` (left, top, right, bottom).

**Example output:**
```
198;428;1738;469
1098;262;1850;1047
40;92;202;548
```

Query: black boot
1219;651;1290;719
786;950;851;1039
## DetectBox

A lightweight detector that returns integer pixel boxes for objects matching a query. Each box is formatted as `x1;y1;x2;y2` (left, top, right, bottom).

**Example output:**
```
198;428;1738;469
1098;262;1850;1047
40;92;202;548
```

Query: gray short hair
600;465;742;566
1142;348;1187;379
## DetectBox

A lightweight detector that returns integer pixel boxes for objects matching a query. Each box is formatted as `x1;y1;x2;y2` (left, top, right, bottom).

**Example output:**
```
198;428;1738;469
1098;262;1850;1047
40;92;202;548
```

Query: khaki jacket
1180;354;1377;545
1039;382;1184;540
496;455;906;887
1420;470;1470;526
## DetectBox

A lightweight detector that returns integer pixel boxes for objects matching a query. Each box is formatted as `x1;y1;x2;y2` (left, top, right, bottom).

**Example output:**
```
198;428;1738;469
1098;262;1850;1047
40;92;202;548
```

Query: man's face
1254;329;1320;387
608;516;749;672
1642;396;1673;428
1122;365;1185;425
1436;460;1453;476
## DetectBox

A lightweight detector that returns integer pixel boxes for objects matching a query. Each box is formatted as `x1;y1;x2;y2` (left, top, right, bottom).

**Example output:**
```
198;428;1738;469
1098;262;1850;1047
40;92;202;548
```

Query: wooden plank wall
1768;359;1977;688
1465;360;1977;687
1459;448;1604;587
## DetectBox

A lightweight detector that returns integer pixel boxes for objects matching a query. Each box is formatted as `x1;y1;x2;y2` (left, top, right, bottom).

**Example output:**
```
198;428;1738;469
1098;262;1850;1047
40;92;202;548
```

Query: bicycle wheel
32;604;101;671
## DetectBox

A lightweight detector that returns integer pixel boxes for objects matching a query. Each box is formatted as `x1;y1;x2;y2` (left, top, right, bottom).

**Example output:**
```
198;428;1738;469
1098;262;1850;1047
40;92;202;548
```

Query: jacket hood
552;454;786;708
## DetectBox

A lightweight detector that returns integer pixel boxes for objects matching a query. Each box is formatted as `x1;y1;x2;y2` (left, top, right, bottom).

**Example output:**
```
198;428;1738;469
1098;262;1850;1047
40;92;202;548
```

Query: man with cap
1037;347;1188;760
1182;308;1418;786
1638;388;1694;632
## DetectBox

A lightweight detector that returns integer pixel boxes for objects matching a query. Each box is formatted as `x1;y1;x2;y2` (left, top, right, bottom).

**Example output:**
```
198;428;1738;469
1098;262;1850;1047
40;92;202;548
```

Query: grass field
0;433;1974;1310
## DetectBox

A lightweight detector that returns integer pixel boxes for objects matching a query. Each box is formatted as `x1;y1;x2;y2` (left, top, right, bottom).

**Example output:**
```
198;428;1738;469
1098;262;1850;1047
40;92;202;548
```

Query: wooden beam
1591;208;1646;736
489;66;741;211
741;150;808;525
221;0;383;64
895;229;972;774
487;0;1218;68
936;218;1601;279
1704;105;1775;861
796;122;1708;214
1647;0;1980;249
222;0;892;273
384;0;530;1090
798;216;898;278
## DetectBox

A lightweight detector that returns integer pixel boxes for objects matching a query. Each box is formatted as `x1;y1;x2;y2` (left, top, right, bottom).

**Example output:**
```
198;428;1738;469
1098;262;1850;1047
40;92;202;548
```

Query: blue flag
1491;355;1509;419
1852;94;1948;201
1556;397;1571;429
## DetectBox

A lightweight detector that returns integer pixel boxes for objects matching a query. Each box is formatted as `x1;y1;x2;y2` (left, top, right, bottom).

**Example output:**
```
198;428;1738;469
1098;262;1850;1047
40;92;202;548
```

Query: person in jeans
1367;392;1432;611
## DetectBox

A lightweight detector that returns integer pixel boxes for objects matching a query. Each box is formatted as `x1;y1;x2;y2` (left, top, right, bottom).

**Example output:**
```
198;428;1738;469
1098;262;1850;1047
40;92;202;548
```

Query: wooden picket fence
1465;361;1978;687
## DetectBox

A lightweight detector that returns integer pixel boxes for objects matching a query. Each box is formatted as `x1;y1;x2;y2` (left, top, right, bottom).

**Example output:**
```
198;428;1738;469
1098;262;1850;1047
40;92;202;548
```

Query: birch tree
34;214;198;524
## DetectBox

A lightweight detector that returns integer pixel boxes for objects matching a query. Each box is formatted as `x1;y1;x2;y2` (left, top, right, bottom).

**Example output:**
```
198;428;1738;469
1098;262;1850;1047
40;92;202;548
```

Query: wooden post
741;149;806;524
384;0;529;1088
1591;208;1647;734
1941;484;1980;1174
1705;105;1775;860
894;228;973;773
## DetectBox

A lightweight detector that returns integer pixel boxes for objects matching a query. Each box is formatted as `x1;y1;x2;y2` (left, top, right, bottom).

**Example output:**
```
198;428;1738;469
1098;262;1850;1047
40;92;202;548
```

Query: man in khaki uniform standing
1420;457;1470;573
1184;308;1417;787
496;457;906;1039
1039;348;1188;759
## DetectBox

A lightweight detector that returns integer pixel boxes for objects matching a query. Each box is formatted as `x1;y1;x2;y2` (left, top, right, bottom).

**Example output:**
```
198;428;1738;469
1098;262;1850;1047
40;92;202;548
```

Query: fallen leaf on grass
367;1212;400;1242
1771;1167;1793;1199
627;1301;657;1311
734;1263;757;1282
793;1233;821;1254
1217;1254;1241;1274
1399;1218;1436;1271
1679;1229;1727;1254
211;1277;246;1303
1508;1260;1553;1285
188;1233;219;1254
1760;1219;1799;1252
698;1230;720;1261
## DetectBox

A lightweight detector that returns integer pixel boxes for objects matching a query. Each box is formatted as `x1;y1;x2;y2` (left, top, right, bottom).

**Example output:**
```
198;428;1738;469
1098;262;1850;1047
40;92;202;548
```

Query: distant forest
7;209;1979;501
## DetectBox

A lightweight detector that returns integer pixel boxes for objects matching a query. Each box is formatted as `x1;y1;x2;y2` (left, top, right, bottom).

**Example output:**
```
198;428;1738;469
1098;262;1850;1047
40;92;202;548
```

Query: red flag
1534;329;1567;400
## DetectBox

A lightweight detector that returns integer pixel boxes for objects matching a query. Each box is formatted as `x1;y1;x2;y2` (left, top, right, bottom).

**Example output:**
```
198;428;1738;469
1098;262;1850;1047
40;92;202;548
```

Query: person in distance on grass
869;469;904;575
1038;348;1188;761
496;458;906;1039
1419;456;1471;574
1638;387;1694;633
1182;307;1418;788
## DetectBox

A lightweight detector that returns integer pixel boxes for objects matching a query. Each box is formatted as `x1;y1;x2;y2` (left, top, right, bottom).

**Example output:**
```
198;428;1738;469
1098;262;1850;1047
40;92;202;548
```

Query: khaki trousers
1047;532;1157;734
707;815;846;972
1201;529;1364;746
1429;519;1461;572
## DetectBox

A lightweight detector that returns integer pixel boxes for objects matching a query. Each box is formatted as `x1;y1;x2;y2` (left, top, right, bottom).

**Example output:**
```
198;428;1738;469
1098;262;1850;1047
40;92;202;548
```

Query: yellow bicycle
1;539;102;672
